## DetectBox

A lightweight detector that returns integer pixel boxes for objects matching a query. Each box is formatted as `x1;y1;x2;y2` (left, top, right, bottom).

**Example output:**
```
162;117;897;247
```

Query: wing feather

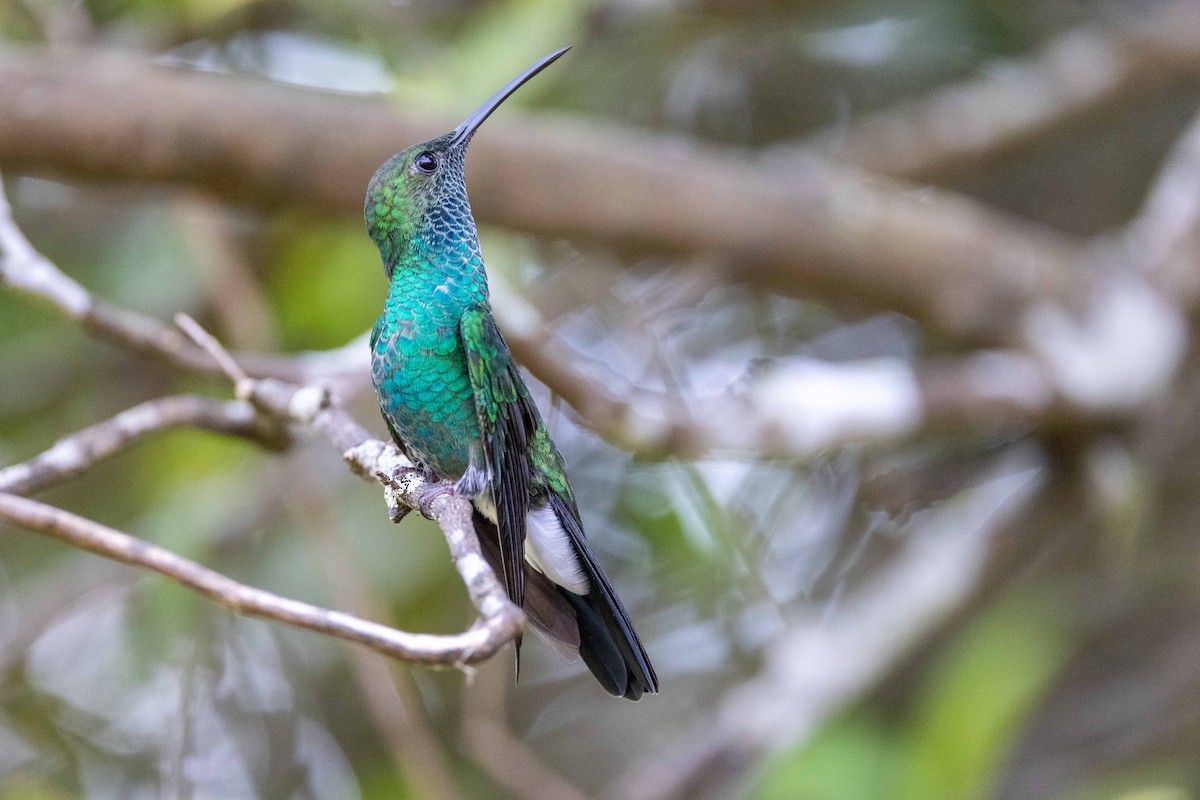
459;306;537;606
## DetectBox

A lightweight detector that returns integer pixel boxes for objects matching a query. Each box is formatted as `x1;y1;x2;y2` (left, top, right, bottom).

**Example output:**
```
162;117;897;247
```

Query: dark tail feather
550;495;658;701
560;590;643;700
473;506;658;700
472;511;581;664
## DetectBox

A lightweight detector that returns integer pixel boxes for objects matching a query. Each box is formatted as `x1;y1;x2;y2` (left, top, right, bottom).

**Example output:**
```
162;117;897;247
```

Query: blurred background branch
794;2;1200;182
0;46;1086;340
617;447;1045;800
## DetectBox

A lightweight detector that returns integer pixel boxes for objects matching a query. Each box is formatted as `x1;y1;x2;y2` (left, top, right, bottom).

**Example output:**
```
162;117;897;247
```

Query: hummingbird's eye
413;152;439;174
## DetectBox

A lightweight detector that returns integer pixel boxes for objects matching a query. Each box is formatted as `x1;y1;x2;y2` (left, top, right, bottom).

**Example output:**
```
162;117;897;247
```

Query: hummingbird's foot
417;482;457;519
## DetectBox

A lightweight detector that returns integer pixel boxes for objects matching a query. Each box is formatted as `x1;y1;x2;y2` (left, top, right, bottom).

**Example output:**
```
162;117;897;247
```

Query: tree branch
0;394;288;496
0;47;1085;341
0;164;1058;463
178;319;528;666
0;492;518;666
1005;103;1200;419
795;2;1200;182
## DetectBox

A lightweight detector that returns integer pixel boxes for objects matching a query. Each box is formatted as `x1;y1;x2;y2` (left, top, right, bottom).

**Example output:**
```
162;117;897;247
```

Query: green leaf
266;216;383;350
899;593;1072;800
753;714;899;800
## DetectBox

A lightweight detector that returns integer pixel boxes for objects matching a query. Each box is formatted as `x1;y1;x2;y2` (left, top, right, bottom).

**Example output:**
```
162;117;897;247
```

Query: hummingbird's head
365;47;570;277
365;133;468;274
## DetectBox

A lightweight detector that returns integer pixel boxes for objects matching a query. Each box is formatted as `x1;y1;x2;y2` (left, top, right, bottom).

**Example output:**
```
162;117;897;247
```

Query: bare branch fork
0;176;523;669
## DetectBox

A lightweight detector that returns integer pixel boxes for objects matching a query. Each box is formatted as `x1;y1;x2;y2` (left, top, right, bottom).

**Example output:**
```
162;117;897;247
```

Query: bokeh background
3;1;1200;799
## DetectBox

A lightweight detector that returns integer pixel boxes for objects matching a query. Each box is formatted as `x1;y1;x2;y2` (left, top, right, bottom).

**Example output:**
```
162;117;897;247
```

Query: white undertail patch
470;495;591;596
473;494;496;523
526;504;590;595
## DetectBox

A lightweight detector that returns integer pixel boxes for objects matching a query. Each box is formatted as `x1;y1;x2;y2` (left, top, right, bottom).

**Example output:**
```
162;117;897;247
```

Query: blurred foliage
754;592;1073;800
264;216;382;349
3;0;1200;799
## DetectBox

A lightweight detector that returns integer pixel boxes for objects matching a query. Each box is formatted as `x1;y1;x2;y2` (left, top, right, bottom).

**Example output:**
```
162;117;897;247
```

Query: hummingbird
365;48;658;700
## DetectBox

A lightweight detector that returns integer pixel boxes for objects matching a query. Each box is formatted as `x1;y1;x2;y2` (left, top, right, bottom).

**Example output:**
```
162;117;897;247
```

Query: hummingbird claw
417;482;457;519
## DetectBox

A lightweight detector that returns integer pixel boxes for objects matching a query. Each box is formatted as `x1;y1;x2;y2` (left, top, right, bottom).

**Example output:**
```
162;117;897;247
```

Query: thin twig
176;312;249;384
175;314;528;667
0;316;524;667
0;395;288;496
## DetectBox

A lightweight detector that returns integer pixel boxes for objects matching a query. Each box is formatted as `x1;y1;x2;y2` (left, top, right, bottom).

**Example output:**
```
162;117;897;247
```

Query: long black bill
448;46;571;149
